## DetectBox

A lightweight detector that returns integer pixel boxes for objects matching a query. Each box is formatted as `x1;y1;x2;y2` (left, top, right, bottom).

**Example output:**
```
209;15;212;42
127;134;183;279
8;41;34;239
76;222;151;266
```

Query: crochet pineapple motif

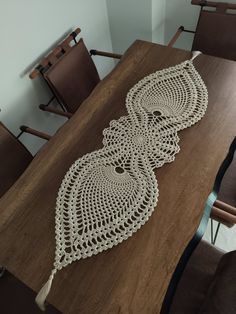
36;51;208;310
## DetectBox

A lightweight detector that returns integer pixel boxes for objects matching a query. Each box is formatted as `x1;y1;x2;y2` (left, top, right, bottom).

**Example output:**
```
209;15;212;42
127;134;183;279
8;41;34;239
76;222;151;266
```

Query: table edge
160;136;236;314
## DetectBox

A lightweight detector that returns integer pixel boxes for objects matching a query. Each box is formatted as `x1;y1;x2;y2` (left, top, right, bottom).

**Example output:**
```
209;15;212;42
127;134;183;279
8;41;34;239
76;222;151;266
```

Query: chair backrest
192;0;236;61
30;29;100;113
169;240;224;314
198;250;236;313
44;38;100;113
0;122;33;198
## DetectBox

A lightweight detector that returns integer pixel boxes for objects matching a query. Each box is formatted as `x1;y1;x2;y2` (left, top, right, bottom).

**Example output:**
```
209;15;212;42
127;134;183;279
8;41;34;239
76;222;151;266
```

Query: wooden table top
1;40;236;314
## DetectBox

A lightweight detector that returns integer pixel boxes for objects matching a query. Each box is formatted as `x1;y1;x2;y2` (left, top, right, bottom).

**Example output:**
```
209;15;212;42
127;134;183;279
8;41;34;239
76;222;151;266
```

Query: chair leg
16;130;24;139
44;95;67;113
39;104;72;118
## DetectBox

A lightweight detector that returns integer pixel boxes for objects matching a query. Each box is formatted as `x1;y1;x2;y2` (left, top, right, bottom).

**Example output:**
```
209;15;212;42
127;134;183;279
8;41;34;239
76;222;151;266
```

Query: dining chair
0;123;57;312
168;0;236;61
29;27;122;117
0;122;51;198
169;239;236;314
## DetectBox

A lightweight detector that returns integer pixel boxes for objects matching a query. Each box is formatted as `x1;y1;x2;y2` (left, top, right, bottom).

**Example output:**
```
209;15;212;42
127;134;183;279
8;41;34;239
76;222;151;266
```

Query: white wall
106;0;166;54
152;0;166;44
106;0;152;54
0;0;114;155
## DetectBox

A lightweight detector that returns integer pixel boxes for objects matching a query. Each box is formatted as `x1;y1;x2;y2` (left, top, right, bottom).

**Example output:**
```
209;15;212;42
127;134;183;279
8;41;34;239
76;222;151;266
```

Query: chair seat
169;240;224;314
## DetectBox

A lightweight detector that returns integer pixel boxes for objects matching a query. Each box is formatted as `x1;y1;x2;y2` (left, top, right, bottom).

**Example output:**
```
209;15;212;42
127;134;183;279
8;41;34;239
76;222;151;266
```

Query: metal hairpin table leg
213;222;221;245
211;218;214;244
210;218;221;245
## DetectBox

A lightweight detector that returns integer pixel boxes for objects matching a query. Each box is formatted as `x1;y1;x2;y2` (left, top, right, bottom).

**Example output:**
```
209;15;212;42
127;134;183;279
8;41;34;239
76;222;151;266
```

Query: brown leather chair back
169;240;224;314
0;122;33;197
192;1;236;61
198;250;236;314
44;38;100;113
170;240;236;314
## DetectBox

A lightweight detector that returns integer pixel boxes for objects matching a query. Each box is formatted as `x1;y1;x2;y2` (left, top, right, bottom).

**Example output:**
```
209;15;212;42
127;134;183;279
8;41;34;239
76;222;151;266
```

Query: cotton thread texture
36;51;208;310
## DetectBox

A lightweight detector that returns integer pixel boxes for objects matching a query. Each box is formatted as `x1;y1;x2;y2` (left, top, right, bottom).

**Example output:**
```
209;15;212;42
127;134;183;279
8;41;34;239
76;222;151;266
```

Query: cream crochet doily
36;51;208;310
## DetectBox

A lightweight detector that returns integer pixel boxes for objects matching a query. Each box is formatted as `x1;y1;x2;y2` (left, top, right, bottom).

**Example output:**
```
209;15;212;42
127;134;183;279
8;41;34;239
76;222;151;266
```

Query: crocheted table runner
36;51;208;310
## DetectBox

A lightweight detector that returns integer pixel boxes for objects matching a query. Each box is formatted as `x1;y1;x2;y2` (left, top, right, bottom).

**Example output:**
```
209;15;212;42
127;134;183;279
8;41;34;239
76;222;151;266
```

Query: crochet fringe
191;50;202;61
35;269;57;311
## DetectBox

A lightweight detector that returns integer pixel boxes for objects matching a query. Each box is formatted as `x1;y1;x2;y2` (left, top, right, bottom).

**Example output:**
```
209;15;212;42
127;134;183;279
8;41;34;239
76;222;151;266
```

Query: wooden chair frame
211;200;236;227
18;125;51;141
210;200;236;244
0;122;50;148
30;28;122;118
168;0;236;47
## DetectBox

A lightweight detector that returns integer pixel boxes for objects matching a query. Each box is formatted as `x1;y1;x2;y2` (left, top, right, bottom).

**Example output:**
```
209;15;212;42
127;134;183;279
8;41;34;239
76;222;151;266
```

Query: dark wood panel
0;41;236;313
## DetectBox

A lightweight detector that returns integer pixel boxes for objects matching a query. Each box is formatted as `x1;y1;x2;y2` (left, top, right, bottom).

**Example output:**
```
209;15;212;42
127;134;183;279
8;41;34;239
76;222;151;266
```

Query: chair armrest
168;26;195;47
20;126;51;141
39;104;72;118
211;206;236;228
210;210;234;228
168;26;185;47
90;49;122;59
214;200;236;216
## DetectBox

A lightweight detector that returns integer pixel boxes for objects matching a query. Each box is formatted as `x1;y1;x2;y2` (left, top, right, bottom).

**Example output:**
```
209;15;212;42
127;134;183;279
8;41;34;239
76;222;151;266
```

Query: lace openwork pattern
36;52;208;310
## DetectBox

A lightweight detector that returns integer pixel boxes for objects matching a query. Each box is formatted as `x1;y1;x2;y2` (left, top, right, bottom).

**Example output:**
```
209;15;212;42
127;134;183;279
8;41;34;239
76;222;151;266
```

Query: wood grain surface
0;41;236;314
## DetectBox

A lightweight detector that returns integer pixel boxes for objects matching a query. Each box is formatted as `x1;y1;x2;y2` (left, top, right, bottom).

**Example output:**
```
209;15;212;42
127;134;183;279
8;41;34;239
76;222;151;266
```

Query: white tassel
191;50;202;61
35;269;56;311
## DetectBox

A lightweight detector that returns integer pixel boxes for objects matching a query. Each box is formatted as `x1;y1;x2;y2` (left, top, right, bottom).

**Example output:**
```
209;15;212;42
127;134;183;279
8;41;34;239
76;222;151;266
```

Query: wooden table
1;41;236;314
